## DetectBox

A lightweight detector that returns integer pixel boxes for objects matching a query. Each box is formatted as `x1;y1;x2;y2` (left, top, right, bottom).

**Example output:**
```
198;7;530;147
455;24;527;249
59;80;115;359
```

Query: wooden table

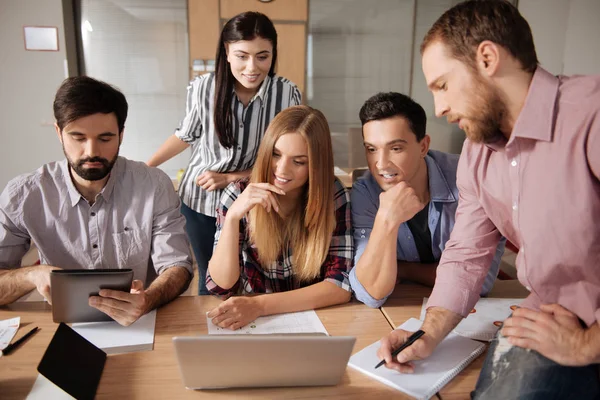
381;280;530;399
0;297;418;399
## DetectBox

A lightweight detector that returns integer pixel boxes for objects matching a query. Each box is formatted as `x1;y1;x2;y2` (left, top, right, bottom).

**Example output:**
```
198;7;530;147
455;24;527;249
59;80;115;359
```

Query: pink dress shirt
428;67;600;327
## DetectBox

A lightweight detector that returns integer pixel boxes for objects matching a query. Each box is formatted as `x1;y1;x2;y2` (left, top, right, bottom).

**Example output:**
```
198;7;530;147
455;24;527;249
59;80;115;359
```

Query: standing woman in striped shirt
148;12;301;294
206;106;354;329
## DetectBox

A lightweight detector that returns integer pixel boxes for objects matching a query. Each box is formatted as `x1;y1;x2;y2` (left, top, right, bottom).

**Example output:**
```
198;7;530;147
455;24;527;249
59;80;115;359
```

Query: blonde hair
248;105;335;282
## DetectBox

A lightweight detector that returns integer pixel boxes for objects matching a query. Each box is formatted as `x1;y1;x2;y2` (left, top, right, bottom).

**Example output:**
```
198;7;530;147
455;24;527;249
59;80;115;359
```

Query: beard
460;75;507;144
65;151;119;181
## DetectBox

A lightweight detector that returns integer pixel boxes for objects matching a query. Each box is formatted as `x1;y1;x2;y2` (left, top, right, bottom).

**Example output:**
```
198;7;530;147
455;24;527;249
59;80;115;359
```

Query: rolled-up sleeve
150;173;193;276
0;179;31;270
320;180;354;292
427;143;503;317
174;75;205;144
206;182;244;296
349;177;391;307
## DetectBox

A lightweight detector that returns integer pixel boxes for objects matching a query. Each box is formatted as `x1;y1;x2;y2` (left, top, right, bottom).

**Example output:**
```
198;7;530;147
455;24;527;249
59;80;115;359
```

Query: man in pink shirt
377;1;600;398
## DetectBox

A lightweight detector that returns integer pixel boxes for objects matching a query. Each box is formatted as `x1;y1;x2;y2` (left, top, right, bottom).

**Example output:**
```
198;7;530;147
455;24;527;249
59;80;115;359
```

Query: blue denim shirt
349;150;504;308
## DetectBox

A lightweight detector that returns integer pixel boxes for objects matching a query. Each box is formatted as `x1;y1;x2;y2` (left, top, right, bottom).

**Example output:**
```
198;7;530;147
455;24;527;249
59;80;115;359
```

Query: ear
119;129;124;145
224;43;230;61
54;123;63;143
419;135;431;157
475;40;501;77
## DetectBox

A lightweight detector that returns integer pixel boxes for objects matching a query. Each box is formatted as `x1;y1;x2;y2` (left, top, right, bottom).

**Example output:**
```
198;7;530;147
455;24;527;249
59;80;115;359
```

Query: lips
379;173;398;180
243;74;260;82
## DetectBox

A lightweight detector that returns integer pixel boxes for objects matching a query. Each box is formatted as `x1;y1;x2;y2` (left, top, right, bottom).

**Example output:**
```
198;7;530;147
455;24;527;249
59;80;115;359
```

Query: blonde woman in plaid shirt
206;106;354;329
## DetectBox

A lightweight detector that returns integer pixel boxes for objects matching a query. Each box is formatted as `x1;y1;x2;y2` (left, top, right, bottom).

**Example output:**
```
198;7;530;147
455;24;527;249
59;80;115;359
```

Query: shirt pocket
112;229;147;271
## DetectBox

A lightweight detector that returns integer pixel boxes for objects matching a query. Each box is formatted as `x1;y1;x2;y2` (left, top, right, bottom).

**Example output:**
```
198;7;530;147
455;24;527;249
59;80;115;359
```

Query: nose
375;150;390;170
84;139;99;158
247;56;257;71
434;93;450;118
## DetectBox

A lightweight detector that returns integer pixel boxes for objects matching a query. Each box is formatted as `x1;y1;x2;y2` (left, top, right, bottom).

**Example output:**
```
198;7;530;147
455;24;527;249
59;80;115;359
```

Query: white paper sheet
71;310;156;354
0;317;20;357
26;374;75;400
207;310;328;335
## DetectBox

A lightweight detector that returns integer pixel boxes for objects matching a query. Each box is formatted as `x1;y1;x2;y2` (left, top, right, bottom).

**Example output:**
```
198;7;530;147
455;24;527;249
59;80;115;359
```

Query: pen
2;326;40;356
374;329;425;369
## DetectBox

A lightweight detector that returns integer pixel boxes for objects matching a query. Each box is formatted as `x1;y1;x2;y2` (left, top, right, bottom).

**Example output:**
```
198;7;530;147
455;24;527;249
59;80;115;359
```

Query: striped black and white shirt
175;73;301;217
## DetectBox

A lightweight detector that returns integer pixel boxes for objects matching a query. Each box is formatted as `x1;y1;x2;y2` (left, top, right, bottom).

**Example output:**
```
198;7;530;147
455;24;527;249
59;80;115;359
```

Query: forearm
422;306;463;345
207;218;242;289
144;266;191;312
228;169;251;181
584;322;600;364
147;135;190;167
256;281;351;316
0;267;37;305
397;261;439;287
355;214;401;300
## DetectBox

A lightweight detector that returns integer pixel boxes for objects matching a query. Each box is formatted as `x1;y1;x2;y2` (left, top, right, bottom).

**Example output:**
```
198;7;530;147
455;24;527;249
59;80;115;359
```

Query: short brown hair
421;0;538;73
53;76;128;133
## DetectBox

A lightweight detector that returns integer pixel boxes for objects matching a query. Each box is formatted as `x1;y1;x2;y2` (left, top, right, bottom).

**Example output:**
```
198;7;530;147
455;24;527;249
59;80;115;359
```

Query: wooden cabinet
187;0;307;96
220;0;308;21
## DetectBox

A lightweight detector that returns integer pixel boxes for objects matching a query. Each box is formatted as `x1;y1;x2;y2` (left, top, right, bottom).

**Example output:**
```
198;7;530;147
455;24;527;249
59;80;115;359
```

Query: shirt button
239;123;244;128
511;159;517;167
407;236;412;240
90;212;96;216
360;235;365;239
361;229;365;234
92;244;98;249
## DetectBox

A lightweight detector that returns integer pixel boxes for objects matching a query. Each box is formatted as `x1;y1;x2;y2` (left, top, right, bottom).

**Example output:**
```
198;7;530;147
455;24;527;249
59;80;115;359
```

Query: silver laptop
172;334;356;389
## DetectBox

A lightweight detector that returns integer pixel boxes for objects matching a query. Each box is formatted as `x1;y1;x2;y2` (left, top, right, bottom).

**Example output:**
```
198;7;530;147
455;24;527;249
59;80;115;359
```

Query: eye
293;160;306;166
99;138;111;143
236;54;247;60
391;147;403;152
258;56;269;61
73;137;85;142
366;147;376;153
440;82;448;91
272;152;280;159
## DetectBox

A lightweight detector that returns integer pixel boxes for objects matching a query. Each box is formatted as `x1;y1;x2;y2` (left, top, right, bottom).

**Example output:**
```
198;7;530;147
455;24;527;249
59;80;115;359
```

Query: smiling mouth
379;173;398;179
274;175;291;183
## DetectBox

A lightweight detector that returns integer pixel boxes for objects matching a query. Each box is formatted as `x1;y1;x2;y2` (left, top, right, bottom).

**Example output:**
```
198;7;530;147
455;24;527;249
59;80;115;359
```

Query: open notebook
348;318;485;400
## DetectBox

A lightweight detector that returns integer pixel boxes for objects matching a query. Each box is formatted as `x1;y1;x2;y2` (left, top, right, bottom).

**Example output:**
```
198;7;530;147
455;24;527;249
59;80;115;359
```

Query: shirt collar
234;75;272;105
60;157;122;208
511;67;558;142
425;153;456;203
485;66;558;152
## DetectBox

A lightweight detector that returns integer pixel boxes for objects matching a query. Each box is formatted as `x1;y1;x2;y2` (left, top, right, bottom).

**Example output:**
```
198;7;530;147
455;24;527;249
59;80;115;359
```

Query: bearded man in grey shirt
0;76;193;326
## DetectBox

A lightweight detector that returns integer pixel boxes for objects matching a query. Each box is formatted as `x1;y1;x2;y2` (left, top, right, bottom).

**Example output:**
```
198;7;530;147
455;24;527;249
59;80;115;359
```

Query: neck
498;69;535;139
410;158;430;204
70;168;110;205
235;82;260;107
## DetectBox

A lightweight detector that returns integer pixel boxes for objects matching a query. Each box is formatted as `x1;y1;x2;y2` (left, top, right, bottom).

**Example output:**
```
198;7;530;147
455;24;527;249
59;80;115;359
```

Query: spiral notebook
348;318;486;400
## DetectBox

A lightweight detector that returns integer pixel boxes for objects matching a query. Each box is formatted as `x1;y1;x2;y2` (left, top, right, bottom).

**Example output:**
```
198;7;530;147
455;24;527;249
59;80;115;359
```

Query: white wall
562;0;600;75
0;0;68;190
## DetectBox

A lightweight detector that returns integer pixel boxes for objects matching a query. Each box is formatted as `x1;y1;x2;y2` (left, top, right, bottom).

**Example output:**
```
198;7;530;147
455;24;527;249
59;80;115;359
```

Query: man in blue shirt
349;92;503;308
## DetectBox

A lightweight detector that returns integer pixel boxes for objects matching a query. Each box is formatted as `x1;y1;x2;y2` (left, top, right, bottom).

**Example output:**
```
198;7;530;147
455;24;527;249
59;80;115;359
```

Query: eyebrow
273;148;308;158
233;50;271;55
363;139;408;147
427;75;445;91
67;131;117;137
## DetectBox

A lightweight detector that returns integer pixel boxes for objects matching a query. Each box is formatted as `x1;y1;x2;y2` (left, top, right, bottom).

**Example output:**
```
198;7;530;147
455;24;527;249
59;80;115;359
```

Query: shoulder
118;157;174;192
1;161;63;215
270;75;300;91
557;74;600;110
333;177;350;209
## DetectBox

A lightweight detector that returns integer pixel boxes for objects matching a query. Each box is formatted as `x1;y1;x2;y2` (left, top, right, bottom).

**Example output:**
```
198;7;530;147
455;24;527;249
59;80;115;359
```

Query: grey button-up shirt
0;157;193;286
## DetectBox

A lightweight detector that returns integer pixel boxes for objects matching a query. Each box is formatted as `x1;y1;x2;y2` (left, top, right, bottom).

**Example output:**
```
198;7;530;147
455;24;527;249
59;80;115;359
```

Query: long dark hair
214;12;278;148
